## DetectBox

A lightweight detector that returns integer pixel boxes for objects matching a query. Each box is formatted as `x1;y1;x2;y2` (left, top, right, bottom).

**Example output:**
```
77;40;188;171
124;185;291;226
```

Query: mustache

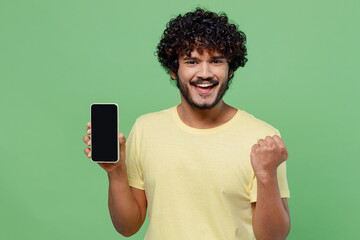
190;79;219;85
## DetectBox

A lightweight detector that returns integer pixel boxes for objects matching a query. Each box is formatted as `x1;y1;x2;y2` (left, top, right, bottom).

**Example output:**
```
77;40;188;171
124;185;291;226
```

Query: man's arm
251;190;290;239
250;135;291;240
84;125;147;237
108;167;147;237
252;198;290;219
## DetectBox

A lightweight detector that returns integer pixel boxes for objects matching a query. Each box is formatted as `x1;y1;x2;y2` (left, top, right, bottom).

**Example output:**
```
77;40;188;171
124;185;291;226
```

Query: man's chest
139;133;254;200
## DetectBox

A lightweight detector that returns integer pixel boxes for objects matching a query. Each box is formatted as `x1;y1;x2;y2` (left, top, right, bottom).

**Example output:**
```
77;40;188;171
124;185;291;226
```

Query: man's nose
196;62;214;79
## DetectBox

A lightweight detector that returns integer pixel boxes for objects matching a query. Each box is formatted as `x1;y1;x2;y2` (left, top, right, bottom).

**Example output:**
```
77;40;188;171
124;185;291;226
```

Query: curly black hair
156;8;248;84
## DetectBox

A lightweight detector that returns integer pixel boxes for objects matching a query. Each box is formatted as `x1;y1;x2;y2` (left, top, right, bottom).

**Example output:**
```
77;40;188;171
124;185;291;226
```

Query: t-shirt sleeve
249;129;290;203
125;119;145;190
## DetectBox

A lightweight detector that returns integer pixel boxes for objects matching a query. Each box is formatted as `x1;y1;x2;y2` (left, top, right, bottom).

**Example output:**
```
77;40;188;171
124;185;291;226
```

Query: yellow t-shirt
126;106;290;240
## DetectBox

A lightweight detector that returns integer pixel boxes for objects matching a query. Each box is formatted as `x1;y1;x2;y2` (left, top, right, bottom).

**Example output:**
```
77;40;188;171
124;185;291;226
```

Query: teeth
196;83;213;87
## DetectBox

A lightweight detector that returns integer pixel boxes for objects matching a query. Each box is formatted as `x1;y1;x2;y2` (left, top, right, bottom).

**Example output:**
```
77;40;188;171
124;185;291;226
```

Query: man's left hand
250;135;288;179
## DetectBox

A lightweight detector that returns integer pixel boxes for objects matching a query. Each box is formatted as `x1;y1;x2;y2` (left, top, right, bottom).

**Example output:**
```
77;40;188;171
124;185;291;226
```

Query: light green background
1;0;359;239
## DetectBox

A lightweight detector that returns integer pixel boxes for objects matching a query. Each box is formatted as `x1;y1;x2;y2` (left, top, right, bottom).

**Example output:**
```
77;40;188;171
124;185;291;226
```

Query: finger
251;143;260;153
119;133;126;161
84;148;91;158
272;135;285;148
265;136;276;146
272;135;288;159
257;139;268;146
87;122;91;128
87;128;91;135
83;135;90;144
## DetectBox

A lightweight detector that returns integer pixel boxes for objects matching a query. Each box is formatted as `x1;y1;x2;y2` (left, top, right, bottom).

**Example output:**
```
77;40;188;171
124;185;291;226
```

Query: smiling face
171;49;233;110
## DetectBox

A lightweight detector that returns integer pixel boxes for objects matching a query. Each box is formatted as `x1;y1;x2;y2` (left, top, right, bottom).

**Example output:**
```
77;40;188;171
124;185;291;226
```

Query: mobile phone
90;103;119;163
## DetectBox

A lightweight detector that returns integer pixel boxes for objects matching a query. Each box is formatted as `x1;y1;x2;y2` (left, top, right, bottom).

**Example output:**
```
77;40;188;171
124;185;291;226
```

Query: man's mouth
191;81;218;95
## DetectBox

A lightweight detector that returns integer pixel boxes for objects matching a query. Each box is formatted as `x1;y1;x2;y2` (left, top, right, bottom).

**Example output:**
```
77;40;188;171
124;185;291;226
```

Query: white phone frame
90;103;119;163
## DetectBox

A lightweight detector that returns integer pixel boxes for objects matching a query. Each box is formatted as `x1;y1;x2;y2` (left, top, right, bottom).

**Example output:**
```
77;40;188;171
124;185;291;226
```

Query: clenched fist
250;135;288;179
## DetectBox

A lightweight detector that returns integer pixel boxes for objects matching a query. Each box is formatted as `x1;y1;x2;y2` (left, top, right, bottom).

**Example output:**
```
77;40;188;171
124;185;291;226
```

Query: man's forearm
107;166;142;237
252;173;290;240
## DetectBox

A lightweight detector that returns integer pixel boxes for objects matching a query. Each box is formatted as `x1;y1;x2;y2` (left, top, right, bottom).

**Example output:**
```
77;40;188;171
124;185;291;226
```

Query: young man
83;8;290;240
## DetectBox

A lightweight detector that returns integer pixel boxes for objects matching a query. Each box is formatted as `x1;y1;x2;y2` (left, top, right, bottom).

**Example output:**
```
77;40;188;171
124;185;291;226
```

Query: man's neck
176;100;237;129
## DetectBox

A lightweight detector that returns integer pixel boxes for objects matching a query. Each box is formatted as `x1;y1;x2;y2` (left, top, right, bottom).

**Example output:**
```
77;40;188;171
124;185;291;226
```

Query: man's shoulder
135;106;174;126
238;109;279;134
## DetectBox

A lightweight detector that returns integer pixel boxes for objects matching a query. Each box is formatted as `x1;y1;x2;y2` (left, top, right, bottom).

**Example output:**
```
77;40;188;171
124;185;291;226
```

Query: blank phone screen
91;104;118;162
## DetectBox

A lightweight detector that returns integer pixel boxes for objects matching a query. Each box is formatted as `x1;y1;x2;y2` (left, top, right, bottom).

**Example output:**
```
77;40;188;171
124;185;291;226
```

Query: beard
176;72;230;110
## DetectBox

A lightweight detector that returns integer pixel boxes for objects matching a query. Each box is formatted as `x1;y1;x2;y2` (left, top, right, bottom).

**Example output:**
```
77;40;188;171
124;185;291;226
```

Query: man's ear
229;69;234;78
170;70;177;80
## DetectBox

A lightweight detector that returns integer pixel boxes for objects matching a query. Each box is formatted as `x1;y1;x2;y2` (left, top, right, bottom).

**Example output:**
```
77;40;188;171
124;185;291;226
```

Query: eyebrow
182;55;226;60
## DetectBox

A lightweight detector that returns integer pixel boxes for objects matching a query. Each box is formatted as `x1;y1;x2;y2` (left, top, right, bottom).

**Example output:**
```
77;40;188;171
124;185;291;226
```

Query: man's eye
186;61;196;64
212;60;223;64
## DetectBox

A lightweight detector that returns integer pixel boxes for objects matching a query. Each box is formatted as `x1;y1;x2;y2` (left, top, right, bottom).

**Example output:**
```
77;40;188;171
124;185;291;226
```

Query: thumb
119;133;126;162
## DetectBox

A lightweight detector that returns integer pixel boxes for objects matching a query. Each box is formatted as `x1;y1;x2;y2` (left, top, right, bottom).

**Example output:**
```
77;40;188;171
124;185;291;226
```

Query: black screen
91;104;118;162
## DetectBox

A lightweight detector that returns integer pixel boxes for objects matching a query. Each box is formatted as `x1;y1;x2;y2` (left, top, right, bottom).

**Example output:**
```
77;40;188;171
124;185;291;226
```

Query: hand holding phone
83;103;127;173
